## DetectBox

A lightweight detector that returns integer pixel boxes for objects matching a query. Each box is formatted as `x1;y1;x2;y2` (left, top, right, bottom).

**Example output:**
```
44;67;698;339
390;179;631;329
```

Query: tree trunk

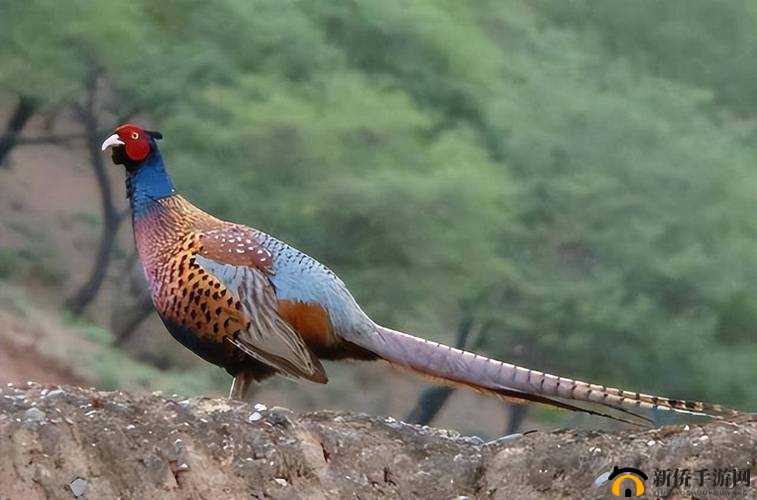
504;403;527;435
113;296;154;347
0;95;37;168
65;73;125;316
404;316;474;425
111;252;153;346
403;386;455;426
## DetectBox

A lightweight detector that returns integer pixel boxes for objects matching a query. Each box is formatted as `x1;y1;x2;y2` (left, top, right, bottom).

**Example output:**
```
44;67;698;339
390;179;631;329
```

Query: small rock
24;407;46;422
142;453;164;470
594;470;612;486
273;478;288;487
461;435;485;446
486;433;524;446
253;403;267;412
248;412;262;423
70;477;89;498
266;409;292;427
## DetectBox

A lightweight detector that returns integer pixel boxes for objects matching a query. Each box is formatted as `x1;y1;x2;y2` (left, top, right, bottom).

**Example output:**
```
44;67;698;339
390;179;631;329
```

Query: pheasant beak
101;134;125;151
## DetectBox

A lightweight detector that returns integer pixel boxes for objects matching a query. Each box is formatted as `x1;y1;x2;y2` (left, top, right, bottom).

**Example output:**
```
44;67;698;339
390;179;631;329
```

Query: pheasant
102;123;740;425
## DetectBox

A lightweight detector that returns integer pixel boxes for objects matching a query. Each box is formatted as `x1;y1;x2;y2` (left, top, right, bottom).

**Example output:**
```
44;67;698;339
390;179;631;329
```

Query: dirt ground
0;384;754;499
0;289;85;387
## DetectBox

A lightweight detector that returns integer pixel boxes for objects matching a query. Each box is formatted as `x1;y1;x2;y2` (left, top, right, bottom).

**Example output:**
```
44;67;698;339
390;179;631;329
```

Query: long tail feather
345;325;741;423
389;361;651;426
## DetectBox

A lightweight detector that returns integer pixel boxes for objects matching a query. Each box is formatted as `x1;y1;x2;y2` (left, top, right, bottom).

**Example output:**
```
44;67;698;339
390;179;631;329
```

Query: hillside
0;383;754;499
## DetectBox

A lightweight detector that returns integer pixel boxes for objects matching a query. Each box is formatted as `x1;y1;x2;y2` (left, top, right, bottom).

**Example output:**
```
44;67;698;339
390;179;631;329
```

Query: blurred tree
0;95;38;168
403;0;757;420
471;1;757;408
111;250;154;347
65;70;131;315
0;1;148;313
537;0;757;115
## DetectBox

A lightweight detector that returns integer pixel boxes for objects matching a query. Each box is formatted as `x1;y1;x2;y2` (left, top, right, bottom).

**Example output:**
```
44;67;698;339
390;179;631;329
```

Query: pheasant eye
131;132;139;140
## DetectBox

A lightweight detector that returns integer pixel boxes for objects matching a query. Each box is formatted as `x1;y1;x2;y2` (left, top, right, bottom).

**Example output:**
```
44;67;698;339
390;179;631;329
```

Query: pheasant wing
196;227;327;383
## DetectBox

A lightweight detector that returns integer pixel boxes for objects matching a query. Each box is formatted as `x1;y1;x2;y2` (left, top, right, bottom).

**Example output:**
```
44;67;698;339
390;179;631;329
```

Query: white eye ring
131;132;139;140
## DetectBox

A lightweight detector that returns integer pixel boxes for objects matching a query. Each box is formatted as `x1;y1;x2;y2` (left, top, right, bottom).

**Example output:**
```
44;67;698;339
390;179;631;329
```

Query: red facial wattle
123;136;150;161
117;125;151;162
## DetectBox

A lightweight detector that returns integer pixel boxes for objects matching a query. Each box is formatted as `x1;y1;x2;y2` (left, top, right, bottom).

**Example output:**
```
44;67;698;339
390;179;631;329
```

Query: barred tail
347;325;741;423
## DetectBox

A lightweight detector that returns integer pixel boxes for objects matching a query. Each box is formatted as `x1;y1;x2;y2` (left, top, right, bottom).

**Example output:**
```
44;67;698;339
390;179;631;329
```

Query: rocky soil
0;384;754;499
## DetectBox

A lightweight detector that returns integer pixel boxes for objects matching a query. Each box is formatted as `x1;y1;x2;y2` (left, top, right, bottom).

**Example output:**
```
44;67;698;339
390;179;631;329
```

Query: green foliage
77;323;114;345
0;243;65;286
467;3;757;405
3;0;757;420
0;1;149;106
537;0;757;114
0;248;17;280
83;341;222;395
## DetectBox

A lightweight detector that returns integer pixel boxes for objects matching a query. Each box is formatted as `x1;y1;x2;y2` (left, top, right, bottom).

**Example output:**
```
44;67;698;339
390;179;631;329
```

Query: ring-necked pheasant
102;123;741;425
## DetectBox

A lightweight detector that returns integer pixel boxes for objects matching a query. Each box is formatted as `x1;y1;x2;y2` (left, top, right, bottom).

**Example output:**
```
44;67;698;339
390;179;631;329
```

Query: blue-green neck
126;148;175;219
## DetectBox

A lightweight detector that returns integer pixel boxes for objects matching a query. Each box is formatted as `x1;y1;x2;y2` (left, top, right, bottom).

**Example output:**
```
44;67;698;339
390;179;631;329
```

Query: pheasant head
101;123;163;170
101;123;173;214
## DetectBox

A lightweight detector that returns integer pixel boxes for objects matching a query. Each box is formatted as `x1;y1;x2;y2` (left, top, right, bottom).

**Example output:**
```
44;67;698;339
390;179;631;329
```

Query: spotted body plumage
132;196;332;381
102;123;743;424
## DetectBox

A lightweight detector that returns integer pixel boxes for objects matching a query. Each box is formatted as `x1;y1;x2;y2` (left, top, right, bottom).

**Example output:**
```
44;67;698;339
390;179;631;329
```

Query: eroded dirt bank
0;384;754;499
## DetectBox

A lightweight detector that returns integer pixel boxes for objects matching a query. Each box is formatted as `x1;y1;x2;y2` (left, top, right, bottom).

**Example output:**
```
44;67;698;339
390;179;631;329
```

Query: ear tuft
146;130;163;140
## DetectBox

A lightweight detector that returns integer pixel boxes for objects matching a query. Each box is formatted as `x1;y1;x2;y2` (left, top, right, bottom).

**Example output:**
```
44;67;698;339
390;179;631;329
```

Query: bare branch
117;207;131;223
66;69;128;315
0;95;39;168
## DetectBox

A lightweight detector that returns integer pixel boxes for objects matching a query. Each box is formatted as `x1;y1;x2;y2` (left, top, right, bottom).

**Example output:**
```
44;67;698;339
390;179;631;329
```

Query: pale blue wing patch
195;253;326;382
255;234;375;337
